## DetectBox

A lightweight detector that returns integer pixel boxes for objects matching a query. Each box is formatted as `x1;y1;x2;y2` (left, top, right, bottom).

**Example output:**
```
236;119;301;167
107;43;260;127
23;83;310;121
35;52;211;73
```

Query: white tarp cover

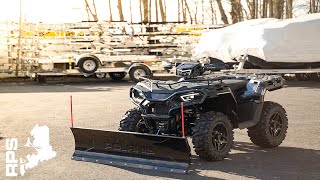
193;13;320;63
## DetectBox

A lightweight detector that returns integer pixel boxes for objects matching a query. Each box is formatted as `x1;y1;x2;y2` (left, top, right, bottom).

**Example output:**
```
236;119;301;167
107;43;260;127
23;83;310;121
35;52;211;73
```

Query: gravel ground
0;79;319;179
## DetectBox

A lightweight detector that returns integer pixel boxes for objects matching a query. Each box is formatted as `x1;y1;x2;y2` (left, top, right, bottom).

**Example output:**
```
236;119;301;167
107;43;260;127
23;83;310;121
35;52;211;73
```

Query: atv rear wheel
192;111;234;161
119;108;153;133
247;101;288;148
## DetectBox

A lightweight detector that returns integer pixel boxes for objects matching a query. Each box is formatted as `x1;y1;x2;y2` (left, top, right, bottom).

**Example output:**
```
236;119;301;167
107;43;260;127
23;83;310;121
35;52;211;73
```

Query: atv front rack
138;76;225;91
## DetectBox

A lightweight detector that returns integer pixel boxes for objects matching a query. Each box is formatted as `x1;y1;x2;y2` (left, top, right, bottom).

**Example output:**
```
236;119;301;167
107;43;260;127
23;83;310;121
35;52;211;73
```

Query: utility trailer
28;54;179;83
0;21;227;81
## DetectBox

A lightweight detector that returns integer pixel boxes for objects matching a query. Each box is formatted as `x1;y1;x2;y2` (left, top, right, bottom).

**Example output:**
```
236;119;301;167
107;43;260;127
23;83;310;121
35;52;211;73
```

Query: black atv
119;63;288;161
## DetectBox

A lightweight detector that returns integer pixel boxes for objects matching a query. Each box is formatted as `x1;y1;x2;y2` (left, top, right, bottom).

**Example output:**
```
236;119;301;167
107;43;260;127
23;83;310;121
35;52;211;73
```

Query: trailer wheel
109;72;126;81
119;108;153;133
310;73;320;81
36;75;46;84
95;73;106;79
192;111;234;161
247;101;288;148
129;66;151;82
78;58;99;74
295;73;309;81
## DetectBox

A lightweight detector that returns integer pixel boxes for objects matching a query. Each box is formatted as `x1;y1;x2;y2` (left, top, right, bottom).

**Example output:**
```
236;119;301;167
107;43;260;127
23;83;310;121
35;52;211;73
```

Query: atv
70;62;288;173
119;62;287;161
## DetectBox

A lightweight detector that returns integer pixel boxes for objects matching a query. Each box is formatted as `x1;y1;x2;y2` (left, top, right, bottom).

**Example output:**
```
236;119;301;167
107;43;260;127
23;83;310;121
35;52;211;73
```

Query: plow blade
71;127;190;173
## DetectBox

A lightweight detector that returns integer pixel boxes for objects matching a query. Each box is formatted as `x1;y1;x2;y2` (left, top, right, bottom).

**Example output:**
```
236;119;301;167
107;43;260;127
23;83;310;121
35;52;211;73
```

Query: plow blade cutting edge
71;127;191;173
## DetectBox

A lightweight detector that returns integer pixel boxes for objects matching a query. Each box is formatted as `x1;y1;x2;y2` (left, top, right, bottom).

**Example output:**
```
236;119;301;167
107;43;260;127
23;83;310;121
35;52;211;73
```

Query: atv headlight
132;90;146;103
180;92;202;102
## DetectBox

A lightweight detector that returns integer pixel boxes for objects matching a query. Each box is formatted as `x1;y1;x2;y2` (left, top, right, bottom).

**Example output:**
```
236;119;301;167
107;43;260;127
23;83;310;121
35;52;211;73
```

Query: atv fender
237;101;264;129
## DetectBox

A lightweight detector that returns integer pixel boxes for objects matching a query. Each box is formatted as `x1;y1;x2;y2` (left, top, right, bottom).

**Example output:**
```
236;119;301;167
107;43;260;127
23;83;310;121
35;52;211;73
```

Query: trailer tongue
71;127;191;173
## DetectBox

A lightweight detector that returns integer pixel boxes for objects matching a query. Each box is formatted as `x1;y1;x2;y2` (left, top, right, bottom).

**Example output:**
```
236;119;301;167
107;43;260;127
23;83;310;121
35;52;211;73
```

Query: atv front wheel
119;108;153;133
192;111;234;161
247;101;288;148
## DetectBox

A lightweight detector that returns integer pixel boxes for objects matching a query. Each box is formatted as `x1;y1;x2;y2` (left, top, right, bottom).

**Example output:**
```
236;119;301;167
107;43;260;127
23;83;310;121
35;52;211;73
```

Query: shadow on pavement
0;76;177;93
0;133;4;141
0;80;134;93
120;141;320;179
284;81;320;89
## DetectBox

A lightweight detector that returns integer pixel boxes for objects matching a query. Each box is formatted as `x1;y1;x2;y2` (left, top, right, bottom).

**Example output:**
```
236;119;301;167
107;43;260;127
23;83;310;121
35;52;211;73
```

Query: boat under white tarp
193;13;320;68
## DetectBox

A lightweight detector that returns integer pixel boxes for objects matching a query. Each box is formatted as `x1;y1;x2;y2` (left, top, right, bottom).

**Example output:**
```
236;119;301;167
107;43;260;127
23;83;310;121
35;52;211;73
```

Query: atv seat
223;79;266;103
222;79;248;93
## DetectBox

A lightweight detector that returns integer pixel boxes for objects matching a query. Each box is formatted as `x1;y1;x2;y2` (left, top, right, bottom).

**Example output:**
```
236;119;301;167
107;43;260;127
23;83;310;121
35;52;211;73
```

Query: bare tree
86;5;91;21
202;0;205;24
262;0;268;18
216;0;229;24
184;0;193;23
253;0;256;18
182;0;187;22
273;0;279;18
286;0;293;18
280;0;285;18
155;0;159;22
178;0;181;22
268;0;274;17
84;0;98;21
117;0;124;21
159;0;166;22
247;0;256;19
273;0;284;19
149;0;152;22
242;5;250;19
139;0;143;22
309;0;320;13
164;0;167;18
256;0;259;18
231;0;241;23
130;0;133;23
108;0;113;21
209;0;216;24
142;0;149;22
194;1;198;24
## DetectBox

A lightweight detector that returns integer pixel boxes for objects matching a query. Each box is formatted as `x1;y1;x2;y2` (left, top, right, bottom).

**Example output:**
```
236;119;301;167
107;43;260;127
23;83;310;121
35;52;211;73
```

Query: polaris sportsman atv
70;62;288;174
119;62;287;161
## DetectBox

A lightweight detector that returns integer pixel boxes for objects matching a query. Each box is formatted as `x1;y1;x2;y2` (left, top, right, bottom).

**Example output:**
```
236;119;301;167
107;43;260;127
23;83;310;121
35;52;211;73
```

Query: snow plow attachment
71;127;191;173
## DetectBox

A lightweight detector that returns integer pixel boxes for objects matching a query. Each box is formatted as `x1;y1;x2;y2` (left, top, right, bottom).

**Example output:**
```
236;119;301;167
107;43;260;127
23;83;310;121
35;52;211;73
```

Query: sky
0;0;311;24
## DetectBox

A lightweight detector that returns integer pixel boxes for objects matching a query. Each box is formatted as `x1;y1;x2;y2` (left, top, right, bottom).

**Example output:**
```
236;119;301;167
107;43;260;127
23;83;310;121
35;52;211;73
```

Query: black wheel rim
211;122;228;151
269;112;283;138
